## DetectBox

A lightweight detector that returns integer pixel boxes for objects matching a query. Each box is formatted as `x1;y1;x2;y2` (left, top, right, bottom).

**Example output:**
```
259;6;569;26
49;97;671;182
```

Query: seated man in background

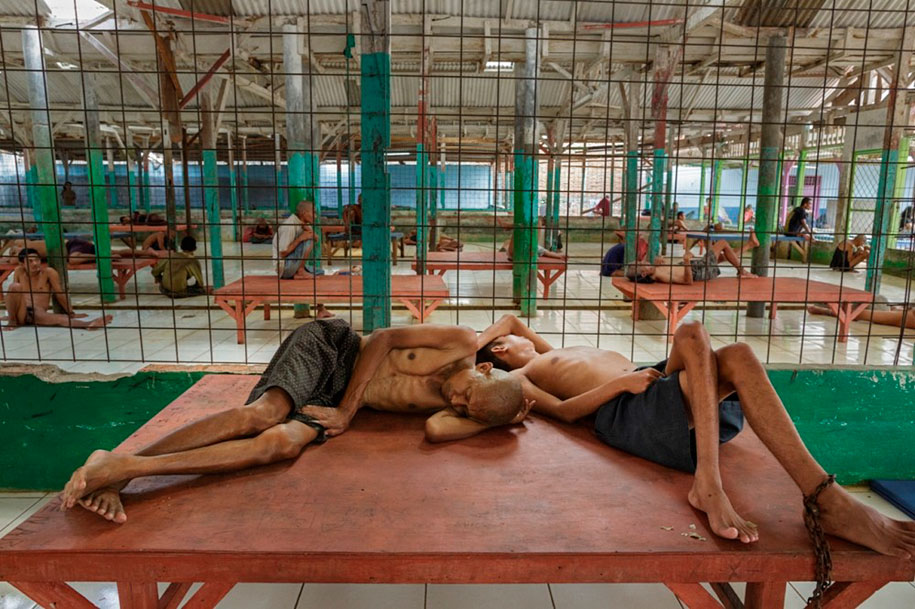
250;217;274;244
61;320;528;523
474;314;915;559
273;200;332;319
829;234;870;272
151;236;211;299
2;248;112;330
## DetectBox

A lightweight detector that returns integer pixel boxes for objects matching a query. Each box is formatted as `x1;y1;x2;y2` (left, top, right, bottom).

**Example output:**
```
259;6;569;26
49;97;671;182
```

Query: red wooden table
414;251;567;299
0;375;909;609
0;258;155;301
214;274;450;343
612;276;874;342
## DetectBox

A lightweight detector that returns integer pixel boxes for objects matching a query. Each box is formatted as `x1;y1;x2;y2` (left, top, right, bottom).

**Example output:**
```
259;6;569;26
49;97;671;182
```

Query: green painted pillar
227;131;240;242
866;137;908;292
888;144;908;250
415;144;429;273
624;150;639;264
775;151;786;224
127;151;137;214
83;73;116;302
738;158;750;232
105;140;118;209
697;160;708;221
22;26;67;302
142;156;151;211
24;155;41;224
793;148;809;207
544;155;554;250
240;135;250;212
648;148;665;261
551;161;561;251
336;146;344;218
512;28;540;316
749;35;786;318
361;0;392;330
348;143;357;208
200;91;224;288
711;159;724;223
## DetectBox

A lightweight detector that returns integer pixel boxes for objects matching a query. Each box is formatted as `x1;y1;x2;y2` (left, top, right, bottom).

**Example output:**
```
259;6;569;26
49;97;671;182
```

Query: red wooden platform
0;258;155;301
612;276;875;342
213;274;450;343
108;224;196;233
413;251;567;299
0;375;909;608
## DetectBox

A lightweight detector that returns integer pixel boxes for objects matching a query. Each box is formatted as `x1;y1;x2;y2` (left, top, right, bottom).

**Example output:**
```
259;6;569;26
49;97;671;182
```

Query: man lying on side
61;319;528;523
474;314;915;559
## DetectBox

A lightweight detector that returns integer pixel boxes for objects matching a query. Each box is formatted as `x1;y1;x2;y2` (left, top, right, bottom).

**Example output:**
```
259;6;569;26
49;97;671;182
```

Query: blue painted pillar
361;0;392;330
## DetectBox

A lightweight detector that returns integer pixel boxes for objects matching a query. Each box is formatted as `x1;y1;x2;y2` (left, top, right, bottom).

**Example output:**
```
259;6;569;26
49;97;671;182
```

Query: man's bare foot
60;450;129;510
818;484;915;558
78;486;127;523
688;480;759;543
87;315;113;330
293;270;315;279
748;233;760;248
739;269;758;278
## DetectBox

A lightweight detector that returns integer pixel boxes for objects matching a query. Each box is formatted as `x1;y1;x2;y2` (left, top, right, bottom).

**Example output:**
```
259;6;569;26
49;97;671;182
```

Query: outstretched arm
517;368;662;423
424;398;534;443
300;325;478;435
477;314;554;353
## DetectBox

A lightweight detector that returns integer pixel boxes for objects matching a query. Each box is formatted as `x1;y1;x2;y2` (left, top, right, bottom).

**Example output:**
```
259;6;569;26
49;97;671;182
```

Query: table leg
814;580;888;608
117;581;159;609
10;581;97;609
769;302;778;320
666;583;722;609
235;300;246;344
667;301;680;340
745;581;786;609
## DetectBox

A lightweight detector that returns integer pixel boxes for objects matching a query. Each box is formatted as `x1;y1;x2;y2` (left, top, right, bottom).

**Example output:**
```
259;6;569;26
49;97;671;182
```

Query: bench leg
745;581;786;609
117;581;159;609
769;302;778;320
235;300;246;344
264;302;271;320
11;581;97;609
665;583;722;609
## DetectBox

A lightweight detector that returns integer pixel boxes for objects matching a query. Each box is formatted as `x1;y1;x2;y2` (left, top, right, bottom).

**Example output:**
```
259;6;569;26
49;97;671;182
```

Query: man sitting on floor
273;200;332;319
151;236;211;299
2;248;112;330
470;314;915;559
60;319;529;523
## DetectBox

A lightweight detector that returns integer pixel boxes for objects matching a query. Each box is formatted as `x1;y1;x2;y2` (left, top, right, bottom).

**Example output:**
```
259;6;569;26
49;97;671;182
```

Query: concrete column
649;44;676;261
227;131;240;241
711;158;724;222
23;148;41;224
239;135;250;211
348;135;357;208
361;0;392;330
834;148;854;241
749;35;786;318
512;27;540;316
697;158;708;221
336;139;344;218
200;91;225;288
181;127;192;227
105;139;118;209
83;72;116;302
622;71;641;265
866;26;915;292
21;26;67;299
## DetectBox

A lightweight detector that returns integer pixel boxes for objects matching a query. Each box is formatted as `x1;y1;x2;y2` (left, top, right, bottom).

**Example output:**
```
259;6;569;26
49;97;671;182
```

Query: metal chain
803;474;836;608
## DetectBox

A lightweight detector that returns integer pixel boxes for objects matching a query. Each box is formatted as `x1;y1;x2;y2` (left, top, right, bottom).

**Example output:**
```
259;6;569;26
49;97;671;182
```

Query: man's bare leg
32;309;112;330
62;420;318;517
807;305;915;330
711;240;756;276
715;342;915;558
291;240;315;279
665;322;759;543
76;388;294;522
3;285;29;327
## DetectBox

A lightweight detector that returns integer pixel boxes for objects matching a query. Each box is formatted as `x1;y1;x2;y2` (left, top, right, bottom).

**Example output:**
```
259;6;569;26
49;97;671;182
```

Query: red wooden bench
414;251;567;299
214;274;450;343
0;258;156;301
1;374;908;609
612;276;875;342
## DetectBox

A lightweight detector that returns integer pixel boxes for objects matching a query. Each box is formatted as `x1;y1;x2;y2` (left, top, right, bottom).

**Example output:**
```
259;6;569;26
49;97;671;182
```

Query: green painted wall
0;371;204;490
0;368;912;490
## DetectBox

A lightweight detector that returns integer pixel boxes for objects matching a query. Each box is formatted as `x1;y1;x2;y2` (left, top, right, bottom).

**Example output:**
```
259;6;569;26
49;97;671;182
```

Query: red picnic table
612;276;875;342
214;274;450;343
414;251;568;299
0;258;156;301
0;374;909;608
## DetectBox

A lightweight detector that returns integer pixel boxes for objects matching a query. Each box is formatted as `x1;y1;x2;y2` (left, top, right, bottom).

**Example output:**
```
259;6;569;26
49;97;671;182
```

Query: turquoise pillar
794;148;809;207
648;147;665;260
544;156;554;250
240;136;250;212
866;138;908;293
142;159;151;210
361;0;392;330
25;161;41;224
697;160;708;221
127;155;137;215
415;144;429;273
551;161;560;250
624;150;639;264
711;159;724;223
83;74;116;302
201;92;225;288
336;150;344;218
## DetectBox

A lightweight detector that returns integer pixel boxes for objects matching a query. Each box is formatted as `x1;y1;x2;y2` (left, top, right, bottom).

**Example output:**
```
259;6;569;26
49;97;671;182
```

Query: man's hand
620;368;663;395
296;405;352;437
509;398;535;425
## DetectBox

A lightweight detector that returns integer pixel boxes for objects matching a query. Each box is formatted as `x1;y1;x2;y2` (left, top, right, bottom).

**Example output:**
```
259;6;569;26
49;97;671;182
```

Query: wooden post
227;131;240;241
200;91;225;288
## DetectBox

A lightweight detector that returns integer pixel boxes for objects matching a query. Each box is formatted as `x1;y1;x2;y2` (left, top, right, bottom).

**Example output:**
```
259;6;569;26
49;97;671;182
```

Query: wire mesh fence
0;0;910;370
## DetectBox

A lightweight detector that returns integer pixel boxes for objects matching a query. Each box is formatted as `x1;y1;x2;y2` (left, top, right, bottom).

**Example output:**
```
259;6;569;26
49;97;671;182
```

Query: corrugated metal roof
0;0;50;18
807;0;915;28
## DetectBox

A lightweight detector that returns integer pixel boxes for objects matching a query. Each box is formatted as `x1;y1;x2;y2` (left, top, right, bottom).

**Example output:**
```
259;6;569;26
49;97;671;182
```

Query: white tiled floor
0;490;912;609
0;241;912;372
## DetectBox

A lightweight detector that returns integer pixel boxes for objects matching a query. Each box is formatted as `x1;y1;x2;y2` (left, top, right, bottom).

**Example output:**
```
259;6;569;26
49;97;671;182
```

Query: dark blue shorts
593;360;744;473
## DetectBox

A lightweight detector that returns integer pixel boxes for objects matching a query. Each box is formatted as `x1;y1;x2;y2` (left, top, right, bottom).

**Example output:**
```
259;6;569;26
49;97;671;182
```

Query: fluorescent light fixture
387;151;410;157
484;61;514;72
56;61;79;70
45;0;109;22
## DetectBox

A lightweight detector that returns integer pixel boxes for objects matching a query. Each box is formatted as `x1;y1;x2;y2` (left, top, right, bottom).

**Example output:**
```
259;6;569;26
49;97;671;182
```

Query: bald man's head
295;200;315;223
